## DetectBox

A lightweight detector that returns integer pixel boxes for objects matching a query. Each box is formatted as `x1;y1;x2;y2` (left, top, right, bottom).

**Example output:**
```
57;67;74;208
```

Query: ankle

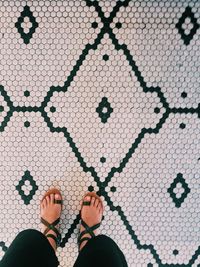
79;233;91;251
47;237;57;252
44;229;58;252
79;240;87;251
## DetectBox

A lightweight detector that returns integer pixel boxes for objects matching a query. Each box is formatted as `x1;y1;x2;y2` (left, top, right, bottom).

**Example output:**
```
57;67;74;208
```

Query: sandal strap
41;217;60;238
78;237;91;251
78;219;101;243
41;217;62;247
54;199;63;205
83;201;91;206
46;234;60;247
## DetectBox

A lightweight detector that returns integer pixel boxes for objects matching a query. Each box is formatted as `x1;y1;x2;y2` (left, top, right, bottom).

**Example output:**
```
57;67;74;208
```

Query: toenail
85;196;90;201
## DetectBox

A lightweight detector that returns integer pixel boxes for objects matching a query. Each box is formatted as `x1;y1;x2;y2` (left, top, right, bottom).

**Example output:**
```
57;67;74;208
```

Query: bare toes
46;195;50;205
43;202;46;209
55;194;60;200
85;196;91;201
97;200;101;209
81;195;90;206
98;204;101;212
91;197;95;206
42;198;47;208
85;196;91;204
94;198;99;208
50;194;54;204
40;202;44;209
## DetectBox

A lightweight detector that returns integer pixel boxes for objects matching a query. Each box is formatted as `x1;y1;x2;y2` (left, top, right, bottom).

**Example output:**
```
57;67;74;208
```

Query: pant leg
0;229;59;267
73;234;128;267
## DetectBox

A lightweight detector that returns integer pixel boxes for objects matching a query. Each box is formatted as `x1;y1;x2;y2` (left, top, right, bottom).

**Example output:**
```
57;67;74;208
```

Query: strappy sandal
78;192;103;251
41;188;63;248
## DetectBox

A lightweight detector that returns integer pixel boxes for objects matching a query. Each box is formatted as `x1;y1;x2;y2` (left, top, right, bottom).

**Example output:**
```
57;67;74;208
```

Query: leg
74;234;128;267
40;190;63;252
0;229;59;267
0;188;63;267
74;192;128;267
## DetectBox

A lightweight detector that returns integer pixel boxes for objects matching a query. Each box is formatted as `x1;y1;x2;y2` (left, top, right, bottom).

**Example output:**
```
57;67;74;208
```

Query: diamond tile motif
16;171;38;205
15;5;38;44
96;97;113;123
167;173;191;208
0;85;12;130
176;6;199;45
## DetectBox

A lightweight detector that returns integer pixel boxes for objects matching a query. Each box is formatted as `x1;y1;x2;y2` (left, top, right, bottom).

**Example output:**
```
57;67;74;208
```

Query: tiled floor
0;0;199;266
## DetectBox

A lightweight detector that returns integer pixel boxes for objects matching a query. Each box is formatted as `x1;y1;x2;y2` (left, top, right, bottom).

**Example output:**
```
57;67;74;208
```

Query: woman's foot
79;194;104;251
40;193;62;252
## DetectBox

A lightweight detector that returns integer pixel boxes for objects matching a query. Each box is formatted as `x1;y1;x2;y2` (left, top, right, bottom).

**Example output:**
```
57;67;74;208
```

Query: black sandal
41;189;63;248
78;192;103;251
41;217;62;247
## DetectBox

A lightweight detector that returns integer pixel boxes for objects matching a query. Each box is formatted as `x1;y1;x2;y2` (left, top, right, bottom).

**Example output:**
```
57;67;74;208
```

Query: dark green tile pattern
96;97;113;123
16;170;38;205
167;173;191;208
15;5;39;44
176;6;199;46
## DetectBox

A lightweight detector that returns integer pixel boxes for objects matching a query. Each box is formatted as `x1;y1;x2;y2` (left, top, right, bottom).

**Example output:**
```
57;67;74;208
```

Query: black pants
0;229;128;267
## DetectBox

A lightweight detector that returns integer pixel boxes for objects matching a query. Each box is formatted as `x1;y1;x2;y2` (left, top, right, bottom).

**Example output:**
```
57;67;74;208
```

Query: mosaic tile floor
0;0;199;266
